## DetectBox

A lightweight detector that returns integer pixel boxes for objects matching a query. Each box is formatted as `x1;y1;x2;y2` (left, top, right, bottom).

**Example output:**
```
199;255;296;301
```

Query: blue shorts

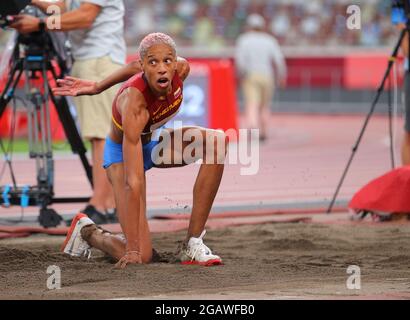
103;136;160;171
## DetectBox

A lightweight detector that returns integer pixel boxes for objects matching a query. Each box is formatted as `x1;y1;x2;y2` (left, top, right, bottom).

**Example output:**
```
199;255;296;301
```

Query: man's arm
234;37;248;77
31;0;66;13
10;2;101;33
46;2;101;31
397;23;409;58
392;7;408;59
118;88;150;260
270;38;287;85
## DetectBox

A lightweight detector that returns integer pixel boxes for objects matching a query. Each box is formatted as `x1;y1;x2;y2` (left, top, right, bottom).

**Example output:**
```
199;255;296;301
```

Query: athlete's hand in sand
52;76;100;97
115;251;143;269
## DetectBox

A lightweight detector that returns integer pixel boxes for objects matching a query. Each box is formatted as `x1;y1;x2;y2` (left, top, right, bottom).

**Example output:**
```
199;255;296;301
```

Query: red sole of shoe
181;259;223;267
60;213;87;252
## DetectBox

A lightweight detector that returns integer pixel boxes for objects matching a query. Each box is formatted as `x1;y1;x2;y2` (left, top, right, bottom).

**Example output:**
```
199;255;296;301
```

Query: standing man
10;0;127;223
392;3;410;165
235;13;287;142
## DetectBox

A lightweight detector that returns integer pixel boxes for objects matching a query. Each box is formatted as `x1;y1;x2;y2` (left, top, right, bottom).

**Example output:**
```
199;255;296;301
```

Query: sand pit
1;221;410;300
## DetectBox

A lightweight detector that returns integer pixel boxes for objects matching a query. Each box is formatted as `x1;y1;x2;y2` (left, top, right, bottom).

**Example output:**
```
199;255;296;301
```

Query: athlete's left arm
176;57;190;81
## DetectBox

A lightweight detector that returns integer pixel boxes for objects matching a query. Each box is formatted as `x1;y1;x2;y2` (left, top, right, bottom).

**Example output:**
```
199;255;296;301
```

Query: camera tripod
327;3;410;213
0;30;93;227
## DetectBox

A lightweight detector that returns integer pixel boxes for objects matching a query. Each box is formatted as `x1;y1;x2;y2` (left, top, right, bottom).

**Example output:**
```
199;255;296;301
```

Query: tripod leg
387;74;396;169
49;92;93;187
327;29;406;213
0;60;24;119
47;63;93;187
0;61;24;191
40;67;54;189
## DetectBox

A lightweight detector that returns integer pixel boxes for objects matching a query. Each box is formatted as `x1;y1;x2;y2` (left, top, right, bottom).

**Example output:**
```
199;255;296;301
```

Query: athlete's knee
204;130;227;164
124;176;144;195
105;171;113;185
218;131;229;159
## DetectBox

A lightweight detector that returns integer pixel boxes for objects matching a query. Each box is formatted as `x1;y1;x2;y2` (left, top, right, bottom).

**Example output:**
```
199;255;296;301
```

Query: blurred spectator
0;0;397;50
270;7;291;42
391;2;410;165
235;14;287;141
120;0;395;48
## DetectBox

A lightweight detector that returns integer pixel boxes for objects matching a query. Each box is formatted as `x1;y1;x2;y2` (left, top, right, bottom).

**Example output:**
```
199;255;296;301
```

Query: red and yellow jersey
111;72;183;134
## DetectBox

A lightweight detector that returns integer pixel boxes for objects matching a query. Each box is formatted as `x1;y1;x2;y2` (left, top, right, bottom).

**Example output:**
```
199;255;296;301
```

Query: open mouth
157;77;170;88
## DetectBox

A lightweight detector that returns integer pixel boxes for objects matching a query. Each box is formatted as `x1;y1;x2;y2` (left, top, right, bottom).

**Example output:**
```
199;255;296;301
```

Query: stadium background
0;0;403;120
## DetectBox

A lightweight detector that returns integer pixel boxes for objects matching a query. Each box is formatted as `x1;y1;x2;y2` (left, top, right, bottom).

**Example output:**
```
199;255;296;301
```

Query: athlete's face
141;44;177;96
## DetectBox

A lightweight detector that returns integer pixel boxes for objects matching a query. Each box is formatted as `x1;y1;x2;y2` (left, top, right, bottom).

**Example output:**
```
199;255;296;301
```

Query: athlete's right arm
52;60;141;97
53;56;189;97
95;60;142;94
115;88;149;268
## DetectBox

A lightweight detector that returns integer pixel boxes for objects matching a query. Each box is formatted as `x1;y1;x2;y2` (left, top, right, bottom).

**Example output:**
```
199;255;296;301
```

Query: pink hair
138;33;177;59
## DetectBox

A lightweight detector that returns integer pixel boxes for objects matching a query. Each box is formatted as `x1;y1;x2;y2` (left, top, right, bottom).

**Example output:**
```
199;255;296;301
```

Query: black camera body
0;0;31;16
15;5;51;59
0;0;31;26
1;1;72;73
